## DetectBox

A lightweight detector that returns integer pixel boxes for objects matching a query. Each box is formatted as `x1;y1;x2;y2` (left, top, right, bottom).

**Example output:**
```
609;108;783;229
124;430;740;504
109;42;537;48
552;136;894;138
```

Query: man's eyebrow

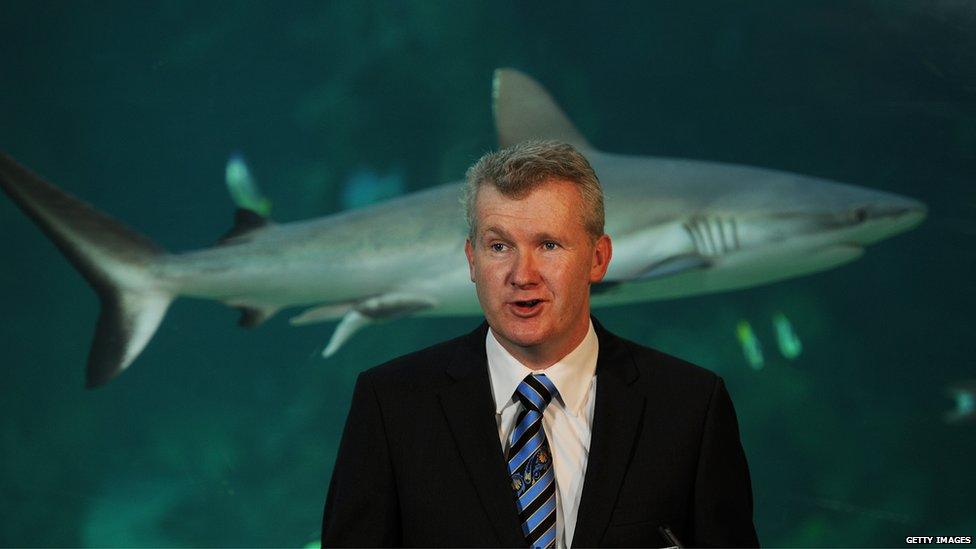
481;226;513;240
482;226;565;243
536;232;562;242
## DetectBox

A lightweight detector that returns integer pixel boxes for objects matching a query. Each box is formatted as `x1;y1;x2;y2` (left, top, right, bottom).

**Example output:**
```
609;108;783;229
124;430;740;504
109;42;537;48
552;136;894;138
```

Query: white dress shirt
486;320;598;549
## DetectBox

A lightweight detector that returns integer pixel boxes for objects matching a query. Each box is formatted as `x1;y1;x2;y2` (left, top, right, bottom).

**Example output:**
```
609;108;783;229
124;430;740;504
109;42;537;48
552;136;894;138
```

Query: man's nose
510;251;540;287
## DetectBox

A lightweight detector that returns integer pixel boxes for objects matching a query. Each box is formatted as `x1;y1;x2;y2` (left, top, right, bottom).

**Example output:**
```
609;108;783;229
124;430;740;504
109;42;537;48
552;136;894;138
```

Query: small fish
736;320;764;370
225;152;271;217
772;312;802;359
944;379;976;424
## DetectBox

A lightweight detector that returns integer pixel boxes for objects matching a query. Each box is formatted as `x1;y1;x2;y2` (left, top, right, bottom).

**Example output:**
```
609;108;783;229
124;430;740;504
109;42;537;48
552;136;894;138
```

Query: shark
0;68;927;388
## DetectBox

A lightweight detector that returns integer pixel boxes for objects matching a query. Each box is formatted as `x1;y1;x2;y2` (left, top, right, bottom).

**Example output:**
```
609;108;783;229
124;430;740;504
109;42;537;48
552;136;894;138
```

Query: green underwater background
1;1;974;546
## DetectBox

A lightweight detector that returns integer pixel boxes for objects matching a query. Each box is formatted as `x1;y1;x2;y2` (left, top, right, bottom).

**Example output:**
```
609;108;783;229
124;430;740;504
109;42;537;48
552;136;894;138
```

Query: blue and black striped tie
508;373;559;548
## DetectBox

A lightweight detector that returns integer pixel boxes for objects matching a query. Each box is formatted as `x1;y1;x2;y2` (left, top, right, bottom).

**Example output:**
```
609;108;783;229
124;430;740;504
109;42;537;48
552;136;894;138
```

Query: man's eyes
488;241;559;252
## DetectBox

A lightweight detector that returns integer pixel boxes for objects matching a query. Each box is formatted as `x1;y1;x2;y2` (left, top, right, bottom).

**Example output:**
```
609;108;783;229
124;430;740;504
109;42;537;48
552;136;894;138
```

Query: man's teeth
517;300;541;306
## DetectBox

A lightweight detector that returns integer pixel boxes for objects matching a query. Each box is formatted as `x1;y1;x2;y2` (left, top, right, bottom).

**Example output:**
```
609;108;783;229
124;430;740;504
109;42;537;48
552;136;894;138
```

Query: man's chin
493;326;549;349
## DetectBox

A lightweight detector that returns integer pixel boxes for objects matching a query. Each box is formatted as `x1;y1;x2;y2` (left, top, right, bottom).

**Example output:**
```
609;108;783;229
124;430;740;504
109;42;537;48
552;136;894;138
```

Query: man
322;141;759;548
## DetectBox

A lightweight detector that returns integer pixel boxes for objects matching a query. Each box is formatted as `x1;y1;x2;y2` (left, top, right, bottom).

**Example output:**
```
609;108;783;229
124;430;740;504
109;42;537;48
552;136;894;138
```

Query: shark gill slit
723;217;738;253
695;222;709;255
701;218;718;256
715;217;728;254
684;222;702;255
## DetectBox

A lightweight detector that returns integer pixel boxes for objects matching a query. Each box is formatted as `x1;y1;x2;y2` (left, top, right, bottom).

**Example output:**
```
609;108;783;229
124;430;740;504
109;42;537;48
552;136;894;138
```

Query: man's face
464;179;612;365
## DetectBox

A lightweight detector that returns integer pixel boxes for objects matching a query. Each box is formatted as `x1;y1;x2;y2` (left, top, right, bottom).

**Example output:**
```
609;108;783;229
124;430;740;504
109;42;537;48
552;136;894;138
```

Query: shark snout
861;196;927;222
850;194;927;244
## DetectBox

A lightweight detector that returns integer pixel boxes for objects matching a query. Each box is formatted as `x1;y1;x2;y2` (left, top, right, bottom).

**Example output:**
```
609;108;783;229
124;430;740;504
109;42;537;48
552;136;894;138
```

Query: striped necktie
508;373;560;548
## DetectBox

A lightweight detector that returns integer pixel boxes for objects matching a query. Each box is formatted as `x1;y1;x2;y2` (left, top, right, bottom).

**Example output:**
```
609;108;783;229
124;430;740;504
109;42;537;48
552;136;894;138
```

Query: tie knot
515;373;559;413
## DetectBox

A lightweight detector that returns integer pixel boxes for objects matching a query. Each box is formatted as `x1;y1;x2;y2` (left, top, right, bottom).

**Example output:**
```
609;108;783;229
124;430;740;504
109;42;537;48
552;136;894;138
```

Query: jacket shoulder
614;332;722;391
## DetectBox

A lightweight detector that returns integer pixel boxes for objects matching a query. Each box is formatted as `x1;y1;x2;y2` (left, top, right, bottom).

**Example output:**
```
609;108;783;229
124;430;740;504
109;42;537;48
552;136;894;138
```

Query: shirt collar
485;319;598;418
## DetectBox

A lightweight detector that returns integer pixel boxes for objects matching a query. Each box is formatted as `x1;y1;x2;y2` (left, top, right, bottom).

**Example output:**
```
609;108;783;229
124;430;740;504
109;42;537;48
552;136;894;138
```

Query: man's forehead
472;180;588;237
476;213;587;243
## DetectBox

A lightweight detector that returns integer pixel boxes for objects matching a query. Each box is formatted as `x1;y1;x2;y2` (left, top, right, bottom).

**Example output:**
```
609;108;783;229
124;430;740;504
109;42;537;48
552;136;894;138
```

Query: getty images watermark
906;537;972;544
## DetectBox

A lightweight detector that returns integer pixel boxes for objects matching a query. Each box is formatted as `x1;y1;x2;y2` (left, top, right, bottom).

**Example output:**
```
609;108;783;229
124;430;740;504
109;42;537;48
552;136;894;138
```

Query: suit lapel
572;320;647;548
438;322;526;547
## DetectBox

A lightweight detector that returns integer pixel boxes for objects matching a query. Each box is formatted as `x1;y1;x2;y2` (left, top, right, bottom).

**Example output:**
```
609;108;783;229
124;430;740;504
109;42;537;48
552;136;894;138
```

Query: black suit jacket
322;318;759;547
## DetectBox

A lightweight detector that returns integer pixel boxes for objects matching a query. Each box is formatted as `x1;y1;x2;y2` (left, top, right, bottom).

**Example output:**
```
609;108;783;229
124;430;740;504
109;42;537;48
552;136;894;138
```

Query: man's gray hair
463;140;605;241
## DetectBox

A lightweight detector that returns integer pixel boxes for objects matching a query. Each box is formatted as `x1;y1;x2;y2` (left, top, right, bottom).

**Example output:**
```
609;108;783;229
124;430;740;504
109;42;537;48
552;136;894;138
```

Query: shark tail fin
492;68;593;150
0;152;173;388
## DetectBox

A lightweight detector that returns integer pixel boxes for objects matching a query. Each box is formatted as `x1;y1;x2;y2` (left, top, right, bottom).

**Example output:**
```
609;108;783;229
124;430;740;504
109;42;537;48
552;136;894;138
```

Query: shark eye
853;207;868;223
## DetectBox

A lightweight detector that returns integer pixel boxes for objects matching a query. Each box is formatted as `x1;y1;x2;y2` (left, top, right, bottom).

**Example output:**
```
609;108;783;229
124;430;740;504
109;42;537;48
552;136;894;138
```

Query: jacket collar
439;321;525;546
572;318;646;547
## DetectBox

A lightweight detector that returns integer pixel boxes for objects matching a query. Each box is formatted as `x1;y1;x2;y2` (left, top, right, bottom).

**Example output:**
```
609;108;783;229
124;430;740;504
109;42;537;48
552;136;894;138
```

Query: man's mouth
509;299;544;316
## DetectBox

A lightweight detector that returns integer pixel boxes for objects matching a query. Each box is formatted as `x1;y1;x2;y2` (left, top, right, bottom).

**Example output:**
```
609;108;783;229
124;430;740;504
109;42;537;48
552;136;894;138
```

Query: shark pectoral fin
289;302;355;326
321;294;437;358
357;293;438;319
592;255;710;295
322;310;371;358
492;68;593;150
636;254;712;281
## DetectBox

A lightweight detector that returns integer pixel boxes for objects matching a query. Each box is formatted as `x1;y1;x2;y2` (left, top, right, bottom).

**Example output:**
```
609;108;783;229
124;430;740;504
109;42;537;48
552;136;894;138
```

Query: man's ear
464;238;476;282
590;234;613;283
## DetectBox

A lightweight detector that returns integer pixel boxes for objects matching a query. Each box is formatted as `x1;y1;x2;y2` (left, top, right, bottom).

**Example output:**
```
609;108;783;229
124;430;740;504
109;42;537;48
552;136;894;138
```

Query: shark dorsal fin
492;68;593;150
